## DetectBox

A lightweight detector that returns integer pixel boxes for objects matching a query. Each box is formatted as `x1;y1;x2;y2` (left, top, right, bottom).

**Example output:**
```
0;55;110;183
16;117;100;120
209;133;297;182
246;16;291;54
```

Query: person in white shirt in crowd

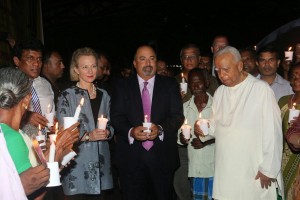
256;46;294;102
201;46;283;200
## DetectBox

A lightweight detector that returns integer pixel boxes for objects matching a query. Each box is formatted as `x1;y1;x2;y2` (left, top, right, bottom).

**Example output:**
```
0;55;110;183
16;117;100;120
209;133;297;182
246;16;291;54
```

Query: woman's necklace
76;82;96;98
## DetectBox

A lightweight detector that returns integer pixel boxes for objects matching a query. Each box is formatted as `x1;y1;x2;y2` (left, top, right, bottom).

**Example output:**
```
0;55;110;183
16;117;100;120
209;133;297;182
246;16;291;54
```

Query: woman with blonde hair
57;47;113;199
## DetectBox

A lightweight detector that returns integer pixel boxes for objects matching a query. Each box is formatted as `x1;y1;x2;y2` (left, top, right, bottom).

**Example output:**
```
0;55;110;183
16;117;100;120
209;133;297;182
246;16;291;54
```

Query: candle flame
101;114;103;118
254;45;256;51
38;124;41;130
288;46;292;51
184;119;187;125
32;139;39;147
55;122;58;134
181;73;183;78
144;115;148;123
199;113;202;119
293;102;296;109
80;97;84;106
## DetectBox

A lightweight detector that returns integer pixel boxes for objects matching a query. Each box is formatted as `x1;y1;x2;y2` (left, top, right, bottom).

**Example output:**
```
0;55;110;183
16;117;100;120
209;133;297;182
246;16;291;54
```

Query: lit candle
143;115;151;134
180;73;187;94
254;45;256;51
32;138;47;164
74;97;84;122
181;119;191;140
197;113;209;135
98;114;108;130
285;46;293;61
289;102;300;123
38;124;42;136
49;137;56;163
181;73;185;83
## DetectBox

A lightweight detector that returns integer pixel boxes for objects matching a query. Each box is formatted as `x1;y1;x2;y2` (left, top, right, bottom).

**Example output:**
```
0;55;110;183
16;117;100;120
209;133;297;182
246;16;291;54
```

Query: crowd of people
1;34;300;200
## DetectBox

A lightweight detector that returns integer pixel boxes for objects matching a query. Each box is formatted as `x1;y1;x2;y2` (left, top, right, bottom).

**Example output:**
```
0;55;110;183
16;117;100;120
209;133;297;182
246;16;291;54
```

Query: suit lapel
130;76;144;120
151;75;162;122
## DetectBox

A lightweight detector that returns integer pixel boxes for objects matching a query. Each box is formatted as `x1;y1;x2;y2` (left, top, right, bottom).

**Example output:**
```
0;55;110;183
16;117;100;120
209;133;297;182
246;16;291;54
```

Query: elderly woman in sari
0;67;80;199
57;47;114;199
279;62;300;200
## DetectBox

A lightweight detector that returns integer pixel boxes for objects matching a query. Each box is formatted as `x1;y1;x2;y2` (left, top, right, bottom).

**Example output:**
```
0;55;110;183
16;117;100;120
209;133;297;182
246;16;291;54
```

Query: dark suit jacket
111;74;184;172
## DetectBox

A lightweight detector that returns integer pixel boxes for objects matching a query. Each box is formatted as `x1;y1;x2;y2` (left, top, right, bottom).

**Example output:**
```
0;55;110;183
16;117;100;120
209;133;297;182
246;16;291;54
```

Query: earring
22;103;28;110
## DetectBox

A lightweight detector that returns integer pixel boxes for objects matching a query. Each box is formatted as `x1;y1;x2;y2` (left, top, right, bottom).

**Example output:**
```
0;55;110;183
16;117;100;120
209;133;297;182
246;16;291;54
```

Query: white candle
285;46;293;61
180;73;187;94
143;115;152;134
47;104;51;114
74;98;84;122
38;124;42;136
197;113;209;135
181;119;191;140
289;102;300;123
181;73;185;83
49;139;56;163
98;114;108;130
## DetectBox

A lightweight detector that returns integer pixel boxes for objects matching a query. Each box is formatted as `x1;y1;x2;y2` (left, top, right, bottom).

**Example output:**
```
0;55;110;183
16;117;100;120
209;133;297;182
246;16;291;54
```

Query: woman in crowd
278;62;300;200
57;47;113;199
0;67;80;199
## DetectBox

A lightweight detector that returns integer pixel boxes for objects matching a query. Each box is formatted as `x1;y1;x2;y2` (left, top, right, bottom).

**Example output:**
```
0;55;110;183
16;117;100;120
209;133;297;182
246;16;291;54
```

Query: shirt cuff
158;125;164;141
128;128;134;144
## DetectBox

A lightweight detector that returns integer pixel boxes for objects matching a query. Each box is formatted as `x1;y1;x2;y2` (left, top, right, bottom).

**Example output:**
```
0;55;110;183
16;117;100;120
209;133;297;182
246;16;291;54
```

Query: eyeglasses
181;55;199;61
22;56;42;64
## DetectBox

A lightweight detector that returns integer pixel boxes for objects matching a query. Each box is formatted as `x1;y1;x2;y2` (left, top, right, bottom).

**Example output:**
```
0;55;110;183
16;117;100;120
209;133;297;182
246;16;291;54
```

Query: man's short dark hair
13;39;44;59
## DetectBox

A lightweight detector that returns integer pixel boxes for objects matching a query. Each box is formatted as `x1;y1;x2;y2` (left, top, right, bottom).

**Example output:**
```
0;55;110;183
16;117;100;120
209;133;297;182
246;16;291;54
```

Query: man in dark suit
111;45;184;200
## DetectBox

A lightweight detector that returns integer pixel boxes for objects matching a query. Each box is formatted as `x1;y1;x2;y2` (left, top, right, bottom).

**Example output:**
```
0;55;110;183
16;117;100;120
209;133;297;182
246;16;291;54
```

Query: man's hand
179;132;189;144
89;128;110;141
255;171;275;189
20;165;50;195
191;138;205;149
27;112;48;128
56;122;80;150
130;124;160;141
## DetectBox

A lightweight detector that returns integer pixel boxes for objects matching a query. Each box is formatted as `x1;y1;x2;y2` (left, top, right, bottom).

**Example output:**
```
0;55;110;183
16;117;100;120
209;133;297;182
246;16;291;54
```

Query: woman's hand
89;129;110;141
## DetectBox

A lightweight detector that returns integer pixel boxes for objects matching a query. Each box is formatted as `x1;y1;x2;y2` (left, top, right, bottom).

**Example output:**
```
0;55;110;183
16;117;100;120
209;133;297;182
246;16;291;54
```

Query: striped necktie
31;86;46;135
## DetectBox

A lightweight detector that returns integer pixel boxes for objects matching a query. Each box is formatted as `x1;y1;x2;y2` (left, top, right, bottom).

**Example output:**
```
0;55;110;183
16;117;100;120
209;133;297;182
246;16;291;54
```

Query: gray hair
214;46;241;62
0;67;32;109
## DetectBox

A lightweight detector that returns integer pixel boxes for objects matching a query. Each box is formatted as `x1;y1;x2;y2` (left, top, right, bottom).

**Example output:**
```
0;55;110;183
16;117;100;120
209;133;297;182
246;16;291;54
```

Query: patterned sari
279;95;300;200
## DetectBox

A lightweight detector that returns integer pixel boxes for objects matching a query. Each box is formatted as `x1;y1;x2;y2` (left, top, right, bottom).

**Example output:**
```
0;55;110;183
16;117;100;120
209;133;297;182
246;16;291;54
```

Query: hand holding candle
181;119;191;140
73;97;84;122
289;103;300;123
180;73;187;94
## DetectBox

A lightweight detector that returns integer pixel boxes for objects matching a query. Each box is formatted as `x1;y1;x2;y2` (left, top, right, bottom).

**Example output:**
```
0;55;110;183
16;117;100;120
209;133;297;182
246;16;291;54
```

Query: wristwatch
85;132;90;142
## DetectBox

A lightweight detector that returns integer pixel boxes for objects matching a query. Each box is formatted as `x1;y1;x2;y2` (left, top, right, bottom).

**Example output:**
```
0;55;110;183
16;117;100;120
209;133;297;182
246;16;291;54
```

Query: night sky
42;0;300;73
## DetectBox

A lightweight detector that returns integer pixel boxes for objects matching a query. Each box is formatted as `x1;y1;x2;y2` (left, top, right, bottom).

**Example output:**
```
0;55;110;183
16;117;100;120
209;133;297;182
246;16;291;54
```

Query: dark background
41;0;300;74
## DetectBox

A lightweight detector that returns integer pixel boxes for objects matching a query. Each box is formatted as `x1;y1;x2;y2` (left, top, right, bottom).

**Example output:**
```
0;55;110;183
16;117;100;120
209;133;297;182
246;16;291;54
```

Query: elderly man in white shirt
200;46;283;200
